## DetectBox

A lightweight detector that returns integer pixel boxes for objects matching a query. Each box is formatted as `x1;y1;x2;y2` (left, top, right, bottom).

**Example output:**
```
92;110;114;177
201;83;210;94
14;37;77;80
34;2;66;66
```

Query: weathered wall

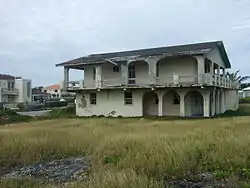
162;92;180;116
76;90;144;117
102;64;122;86
143;92;158;116
157;56;198;84
84;66;96;88
226;90;239;111
15;79;32;103
207;47;225;68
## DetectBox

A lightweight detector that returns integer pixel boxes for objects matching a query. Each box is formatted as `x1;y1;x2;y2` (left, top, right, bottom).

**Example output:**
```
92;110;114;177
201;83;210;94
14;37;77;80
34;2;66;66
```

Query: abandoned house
56;41;240;117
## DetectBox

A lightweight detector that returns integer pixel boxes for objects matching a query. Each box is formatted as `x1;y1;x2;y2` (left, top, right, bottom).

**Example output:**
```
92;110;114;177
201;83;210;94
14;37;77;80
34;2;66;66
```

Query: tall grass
1;117;250;187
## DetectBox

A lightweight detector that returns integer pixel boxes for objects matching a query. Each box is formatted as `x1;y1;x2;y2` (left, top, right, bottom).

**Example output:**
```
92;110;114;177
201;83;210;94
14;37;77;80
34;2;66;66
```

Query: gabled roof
0;74;15;80
44;84;61;90
56;41;231;68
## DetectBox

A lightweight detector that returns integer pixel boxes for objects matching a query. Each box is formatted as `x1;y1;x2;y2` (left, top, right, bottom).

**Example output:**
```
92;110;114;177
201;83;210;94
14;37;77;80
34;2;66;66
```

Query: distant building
0;74;32;103
238;87;250;98
42;84;61;99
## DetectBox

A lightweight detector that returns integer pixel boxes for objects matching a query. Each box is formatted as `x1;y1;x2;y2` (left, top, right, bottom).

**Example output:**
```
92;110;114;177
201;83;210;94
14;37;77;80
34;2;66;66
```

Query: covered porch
142;88;226;117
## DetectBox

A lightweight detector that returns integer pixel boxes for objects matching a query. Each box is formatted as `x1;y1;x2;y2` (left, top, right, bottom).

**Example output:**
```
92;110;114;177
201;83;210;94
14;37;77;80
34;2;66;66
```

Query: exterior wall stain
78;95;87;108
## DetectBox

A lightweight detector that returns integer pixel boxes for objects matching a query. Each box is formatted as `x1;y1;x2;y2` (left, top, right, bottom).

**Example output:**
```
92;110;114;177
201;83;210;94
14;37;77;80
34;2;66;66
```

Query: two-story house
56;41;240;117
0;74;32;104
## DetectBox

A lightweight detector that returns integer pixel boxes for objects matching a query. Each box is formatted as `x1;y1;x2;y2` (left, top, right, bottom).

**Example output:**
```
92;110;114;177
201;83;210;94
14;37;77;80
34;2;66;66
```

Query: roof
56;41;231;68
44;84;61;90
242;87;250;91
0;74;15;80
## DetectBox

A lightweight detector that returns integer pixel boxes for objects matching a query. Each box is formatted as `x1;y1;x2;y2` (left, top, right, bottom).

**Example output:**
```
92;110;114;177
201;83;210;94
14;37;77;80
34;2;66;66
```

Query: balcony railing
1;88;19;95
66;73;240;90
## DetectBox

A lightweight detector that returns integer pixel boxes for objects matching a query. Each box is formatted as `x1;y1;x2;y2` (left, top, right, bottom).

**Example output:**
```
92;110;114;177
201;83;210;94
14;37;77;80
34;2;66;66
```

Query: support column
195;56;205;84
95;65;102;88
202;91;210;117
178;91;186;117
158;93;163;116
210;62;214;74
217;66;221;86
64;67;69;89
147;56;160;85
220;89;225;113
121;61;128;85
211;89;216;116
216;90;220;115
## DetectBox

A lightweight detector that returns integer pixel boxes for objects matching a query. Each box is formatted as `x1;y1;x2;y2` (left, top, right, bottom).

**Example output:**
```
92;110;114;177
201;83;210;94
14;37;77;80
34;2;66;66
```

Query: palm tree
226;70;250;83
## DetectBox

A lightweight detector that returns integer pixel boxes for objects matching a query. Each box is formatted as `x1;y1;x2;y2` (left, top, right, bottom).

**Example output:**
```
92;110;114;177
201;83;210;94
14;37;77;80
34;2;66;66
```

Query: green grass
1;115;250;187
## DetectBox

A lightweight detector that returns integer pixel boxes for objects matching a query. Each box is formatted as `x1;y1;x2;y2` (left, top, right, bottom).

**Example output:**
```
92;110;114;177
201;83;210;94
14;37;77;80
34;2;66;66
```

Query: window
113;66;120;72
173;94;180;104
27;82;31;97
44;89;47;92
124;91;133;104
93;67;96;80
128;64;136;85
56;94;59;98
55;90;58;92
90;93;97;104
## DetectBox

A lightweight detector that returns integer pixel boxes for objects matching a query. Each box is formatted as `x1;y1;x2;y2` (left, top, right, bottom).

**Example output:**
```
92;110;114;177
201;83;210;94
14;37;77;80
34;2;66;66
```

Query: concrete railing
66;74;240;90
1;88;19;95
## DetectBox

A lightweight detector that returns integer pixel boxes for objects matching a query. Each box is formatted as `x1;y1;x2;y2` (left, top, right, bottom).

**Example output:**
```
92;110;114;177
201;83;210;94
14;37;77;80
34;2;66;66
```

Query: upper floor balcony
1;88;19;95
65;55;240;90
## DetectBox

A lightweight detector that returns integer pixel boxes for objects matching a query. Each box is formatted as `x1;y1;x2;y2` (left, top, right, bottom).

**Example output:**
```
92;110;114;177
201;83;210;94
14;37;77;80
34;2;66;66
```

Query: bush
239;97;250;104
17;103;44;112
0;109;31;125
44;101;68;108
62;97;75;103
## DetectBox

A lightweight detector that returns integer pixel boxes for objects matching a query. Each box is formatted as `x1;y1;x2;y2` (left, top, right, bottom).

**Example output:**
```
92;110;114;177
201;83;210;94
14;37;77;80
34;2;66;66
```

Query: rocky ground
165;172;226;188
1;157;89;185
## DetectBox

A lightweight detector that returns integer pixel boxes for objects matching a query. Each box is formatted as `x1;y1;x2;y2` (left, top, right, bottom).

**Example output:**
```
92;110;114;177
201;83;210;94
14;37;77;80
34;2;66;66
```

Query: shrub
239;97;250;104
44;101;68;108
17;103;44;112
62;97;75;103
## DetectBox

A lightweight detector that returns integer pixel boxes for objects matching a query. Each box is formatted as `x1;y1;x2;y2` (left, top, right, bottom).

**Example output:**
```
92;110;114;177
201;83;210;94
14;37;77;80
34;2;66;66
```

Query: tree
226;70;250;83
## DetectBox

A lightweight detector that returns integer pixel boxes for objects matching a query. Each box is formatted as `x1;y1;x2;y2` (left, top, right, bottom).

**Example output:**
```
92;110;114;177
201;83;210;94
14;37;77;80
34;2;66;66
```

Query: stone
1;156;89;184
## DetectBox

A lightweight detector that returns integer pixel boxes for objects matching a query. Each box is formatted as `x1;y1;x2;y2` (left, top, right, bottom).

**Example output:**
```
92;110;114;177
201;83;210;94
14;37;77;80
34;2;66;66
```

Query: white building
239;87;250;98
0;74;32;103
56;41;240;117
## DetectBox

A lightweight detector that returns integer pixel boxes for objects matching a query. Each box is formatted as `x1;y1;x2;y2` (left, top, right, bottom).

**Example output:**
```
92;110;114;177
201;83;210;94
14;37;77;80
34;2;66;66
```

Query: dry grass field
1;116;250;187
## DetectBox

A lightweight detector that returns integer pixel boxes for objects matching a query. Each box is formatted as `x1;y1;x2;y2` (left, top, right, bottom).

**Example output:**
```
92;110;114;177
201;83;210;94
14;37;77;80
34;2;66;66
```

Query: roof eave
216;42;231;69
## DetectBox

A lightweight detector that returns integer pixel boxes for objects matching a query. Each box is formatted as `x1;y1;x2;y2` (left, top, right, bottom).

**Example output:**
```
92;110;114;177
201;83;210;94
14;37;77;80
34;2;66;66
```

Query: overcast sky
0;0;250;87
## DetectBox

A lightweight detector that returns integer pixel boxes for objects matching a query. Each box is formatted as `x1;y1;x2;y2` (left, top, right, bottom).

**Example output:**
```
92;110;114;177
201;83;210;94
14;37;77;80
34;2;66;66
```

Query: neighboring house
238;87;250;98
0;74;32;103
56;41;240;117
32;91;50;102
42;84;61;99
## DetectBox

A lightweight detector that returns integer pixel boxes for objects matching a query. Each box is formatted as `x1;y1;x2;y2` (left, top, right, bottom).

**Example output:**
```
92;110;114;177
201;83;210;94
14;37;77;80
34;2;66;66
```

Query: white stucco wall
207;47;225;68
226;90;239;111
162;92;180;116
76;90;144;117
102;64;122;86
84;66;96;88
15;79;32;103
158;56;197;84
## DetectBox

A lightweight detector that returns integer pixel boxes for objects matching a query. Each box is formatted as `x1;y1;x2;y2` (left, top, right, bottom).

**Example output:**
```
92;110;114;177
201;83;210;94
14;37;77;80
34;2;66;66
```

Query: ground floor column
220;89;225;113
179;92;186;117
211;89;216;116
203;91;210;117
158;93;163;116
216;90;220;115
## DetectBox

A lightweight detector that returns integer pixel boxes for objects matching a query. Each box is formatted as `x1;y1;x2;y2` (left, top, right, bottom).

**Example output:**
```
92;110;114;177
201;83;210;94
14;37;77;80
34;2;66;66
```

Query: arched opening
143;91;159;116
128;60;149;85
163;90;180;116
185;91;204;117
156;56;198;85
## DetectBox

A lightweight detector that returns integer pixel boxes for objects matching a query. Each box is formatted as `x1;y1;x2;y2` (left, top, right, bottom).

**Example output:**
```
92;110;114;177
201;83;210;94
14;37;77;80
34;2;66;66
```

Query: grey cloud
0;0;250;86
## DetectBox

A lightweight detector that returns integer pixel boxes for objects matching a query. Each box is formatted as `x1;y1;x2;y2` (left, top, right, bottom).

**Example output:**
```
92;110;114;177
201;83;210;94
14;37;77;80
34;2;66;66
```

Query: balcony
1;88;19;95
66;73;240;91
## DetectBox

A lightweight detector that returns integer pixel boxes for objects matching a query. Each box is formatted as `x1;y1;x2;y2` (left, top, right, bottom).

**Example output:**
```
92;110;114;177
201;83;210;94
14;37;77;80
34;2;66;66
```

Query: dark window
173;94;180;104
44;89;47;92
113;66;120;72
156;63;159;77
55;90;58;92
56;94;59;97
90;93;97;104
93;67;96;80
155;97;159;104
27;82;31;97
128;64;136;85
124;91;133;104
